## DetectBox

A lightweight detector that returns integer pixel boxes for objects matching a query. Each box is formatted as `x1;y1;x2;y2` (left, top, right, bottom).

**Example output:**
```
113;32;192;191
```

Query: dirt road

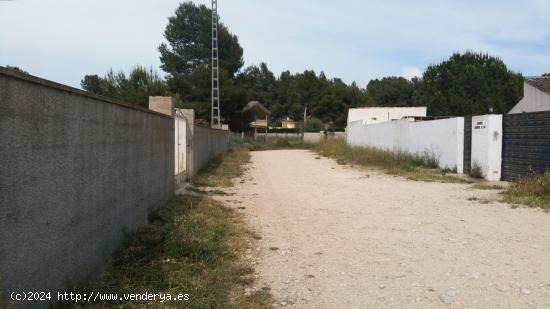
223;150;550;308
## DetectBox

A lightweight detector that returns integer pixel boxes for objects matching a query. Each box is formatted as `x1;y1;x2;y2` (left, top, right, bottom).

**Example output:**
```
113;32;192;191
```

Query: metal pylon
211;0;221;128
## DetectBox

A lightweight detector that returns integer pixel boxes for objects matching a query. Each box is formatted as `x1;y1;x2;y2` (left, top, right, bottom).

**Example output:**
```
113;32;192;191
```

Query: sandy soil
220;150;550;309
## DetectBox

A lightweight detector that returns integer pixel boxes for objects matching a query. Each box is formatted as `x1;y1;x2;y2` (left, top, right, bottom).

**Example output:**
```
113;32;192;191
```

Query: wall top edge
0;66;172;119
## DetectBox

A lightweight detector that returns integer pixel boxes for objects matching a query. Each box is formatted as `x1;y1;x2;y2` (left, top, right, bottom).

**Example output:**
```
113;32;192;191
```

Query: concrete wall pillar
179;109;195;177
148;96;174;117
471;115;503;181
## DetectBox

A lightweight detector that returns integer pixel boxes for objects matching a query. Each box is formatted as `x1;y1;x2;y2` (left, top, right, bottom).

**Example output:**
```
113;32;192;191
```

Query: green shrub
304;118;323;132
503;171;550;209
470;162;484;179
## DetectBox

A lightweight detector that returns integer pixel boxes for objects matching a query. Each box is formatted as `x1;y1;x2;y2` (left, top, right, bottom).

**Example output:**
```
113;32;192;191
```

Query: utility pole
211;0;221;128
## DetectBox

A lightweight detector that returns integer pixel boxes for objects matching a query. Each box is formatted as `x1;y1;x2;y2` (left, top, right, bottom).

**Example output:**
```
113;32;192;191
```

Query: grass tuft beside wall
313;139;470;183
230;135;315;152
503;171;550;210
59;148;272;308
314;139;439;170
469;162;484;179
193;148;251;187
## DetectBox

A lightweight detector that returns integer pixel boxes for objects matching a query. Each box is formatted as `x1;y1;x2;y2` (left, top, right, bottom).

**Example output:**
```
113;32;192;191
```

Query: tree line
81;1;529;131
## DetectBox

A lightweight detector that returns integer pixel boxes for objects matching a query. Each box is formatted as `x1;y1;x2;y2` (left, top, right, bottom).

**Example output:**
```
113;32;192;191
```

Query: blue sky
1;0;549;88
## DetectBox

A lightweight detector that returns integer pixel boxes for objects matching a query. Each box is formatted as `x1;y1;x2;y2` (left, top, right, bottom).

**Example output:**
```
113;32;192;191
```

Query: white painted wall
347;118;464;173
327;132;346;140
303;132;320;143
509;83;550;114
347;107;427;125
471;115;503;181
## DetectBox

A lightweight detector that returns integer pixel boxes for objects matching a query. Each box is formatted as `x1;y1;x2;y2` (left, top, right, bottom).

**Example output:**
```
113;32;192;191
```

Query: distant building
281;118;304;129
347;107;428;125
242;101;270;139
509;77;550;114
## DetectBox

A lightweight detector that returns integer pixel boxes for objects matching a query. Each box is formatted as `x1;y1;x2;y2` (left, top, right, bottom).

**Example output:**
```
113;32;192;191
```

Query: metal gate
502;111;550;181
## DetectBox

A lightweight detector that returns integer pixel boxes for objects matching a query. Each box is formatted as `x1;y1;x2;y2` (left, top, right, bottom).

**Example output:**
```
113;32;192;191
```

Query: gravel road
222;150;550;308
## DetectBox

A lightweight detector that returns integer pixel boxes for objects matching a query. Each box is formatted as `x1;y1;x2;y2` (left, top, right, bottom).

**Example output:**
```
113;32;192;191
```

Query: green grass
470;162;484;179
312;139;471;183
193;148;251;187
313;139;437;169
402;167;472;183
230;135;315;152
59;149;272;308
503;171;550;210
471;183;506;190
233;137;477;185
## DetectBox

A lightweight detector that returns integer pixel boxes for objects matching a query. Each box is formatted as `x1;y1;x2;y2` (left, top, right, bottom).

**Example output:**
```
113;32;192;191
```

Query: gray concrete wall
265;132;302;138
327;132;346;140
149;96;175;117
0;67;174;307
191;126;229;175
303;132;321;143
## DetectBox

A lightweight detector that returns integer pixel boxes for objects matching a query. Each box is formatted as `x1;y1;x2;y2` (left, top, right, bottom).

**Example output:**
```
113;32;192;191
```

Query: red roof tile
526;77;550;96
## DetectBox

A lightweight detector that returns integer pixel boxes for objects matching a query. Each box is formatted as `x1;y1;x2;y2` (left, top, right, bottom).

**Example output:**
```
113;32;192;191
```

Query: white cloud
400;67;423;80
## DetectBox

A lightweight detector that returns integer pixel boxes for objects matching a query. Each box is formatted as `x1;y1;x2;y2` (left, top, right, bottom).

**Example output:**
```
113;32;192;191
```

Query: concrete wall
0;68;174;307
327;132;346;140
471;115;503;181
303;132;321;143
347;107;427;125
265;132;302;138
347;118;464;172
302;132;346;143
257;132;344;141
509;83;550;114
149;96;175;117
191;126;229;176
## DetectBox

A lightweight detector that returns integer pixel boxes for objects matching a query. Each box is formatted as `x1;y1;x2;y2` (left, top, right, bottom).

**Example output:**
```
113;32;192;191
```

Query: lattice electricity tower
211;0;221;128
